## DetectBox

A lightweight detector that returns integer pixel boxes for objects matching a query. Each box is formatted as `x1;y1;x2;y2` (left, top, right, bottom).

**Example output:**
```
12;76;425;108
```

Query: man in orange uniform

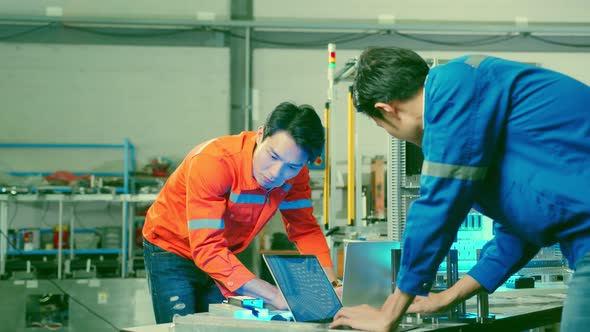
142;102;338;323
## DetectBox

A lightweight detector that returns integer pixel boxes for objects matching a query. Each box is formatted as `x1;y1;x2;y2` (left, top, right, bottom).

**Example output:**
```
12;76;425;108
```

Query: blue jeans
143;237;225;324
560;253;590;331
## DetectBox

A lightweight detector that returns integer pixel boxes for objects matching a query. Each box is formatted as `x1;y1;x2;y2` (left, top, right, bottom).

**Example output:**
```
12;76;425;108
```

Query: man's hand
268;287;288;310
408;275;485;315
329;288;414;331
407;292;450;314
237;277;288;310
329;304;395;332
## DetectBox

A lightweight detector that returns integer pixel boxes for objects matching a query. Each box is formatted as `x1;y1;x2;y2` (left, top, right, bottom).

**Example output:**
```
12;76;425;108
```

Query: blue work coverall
397;55;590;330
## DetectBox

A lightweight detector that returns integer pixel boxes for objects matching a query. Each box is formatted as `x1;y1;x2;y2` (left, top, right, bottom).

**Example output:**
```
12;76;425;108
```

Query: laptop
341;241;401;307
262;254;342;323
262;253;419;332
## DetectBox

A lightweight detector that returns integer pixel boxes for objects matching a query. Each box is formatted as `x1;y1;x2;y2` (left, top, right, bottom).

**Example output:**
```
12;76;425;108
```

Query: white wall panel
0;0;230;20
254;0;590;23
0;43;229;172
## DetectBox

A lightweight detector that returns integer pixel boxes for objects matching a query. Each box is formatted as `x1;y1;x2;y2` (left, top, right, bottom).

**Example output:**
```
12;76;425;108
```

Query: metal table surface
458;282;567;332
122;283;567;332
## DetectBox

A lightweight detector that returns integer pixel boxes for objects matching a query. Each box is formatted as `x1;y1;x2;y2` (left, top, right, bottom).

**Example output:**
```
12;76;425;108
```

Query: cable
218;28;383;47
63;24;209;38
0;22;57;41
250;32;380;47
5;196;52;229
38;201;53;228
72;202;89;229
7;201;18;229
527;34;590;48
3;20;589;49
106;201;121;224
0;229;120;331
393;31;520;47
50;280;120;331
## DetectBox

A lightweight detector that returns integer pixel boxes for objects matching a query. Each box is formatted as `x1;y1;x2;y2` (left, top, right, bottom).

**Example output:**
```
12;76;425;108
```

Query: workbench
122;283;567;332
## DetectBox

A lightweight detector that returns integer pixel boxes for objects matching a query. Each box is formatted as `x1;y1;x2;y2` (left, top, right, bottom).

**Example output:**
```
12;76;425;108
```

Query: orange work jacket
143;131;332;297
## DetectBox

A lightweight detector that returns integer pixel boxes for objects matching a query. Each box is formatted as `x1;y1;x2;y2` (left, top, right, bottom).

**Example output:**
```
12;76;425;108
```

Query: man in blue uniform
330;47;590;332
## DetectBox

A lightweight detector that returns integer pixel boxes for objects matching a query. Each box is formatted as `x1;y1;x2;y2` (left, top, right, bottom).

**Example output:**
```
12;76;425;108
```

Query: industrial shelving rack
0;138;136;194
0;139;157;279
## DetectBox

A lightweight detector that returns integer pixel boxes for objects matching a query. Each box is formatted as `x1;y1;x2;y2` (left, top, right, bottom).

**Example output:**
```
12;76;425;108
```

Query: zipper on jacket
264;187;274;205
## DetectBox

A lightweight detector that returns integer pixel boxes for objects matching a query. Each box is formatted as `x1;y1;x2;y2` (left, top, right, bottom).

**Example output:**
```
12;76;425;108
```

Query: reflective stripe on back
465;55;487;68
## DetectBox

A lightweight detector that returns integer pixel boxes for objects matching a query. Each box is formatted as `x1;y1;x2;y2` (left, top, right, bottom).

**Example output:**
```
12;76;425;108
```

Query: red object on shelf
53;225;69;249
45;170;90;185
151;168;168;177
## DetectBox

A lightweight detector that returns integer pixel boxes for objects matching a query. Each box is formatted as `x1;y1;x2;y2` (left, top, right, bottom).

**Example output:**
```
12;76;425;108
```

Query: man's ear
374;102;398;118
256;126;264;144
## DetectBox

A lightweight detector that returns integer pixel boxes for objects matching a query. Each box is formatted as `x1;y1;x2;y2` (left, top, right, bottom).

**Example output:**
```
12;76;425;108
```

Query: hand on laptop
236;277;289;310
334;285;344;299
329;304;394;332
269;288;289;310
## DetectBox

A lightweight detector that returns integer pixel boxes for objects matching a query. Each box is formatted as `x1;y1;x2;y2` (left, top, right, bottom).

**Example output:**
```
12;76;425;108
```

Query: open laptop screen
342;241;400;307
263;254;342;323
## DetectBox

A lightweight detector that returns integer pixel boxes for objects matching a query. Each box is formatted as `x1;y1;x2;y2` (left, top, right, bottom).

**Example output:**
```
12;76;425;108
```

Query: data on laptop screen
263;254;342;323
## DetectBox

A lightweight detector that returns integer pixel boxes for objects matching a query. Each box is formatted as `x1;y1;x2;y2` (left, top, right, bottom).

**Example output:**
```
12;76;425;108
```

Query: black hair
263;102;324;161
353;47;429;119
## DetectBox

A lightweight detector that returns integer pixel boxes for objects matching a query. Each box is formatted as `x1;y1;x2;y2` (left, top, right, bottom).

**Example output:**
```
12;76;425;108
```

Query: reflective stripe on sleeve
193;139;216;156
188;219;225;230
279;199;313;210
422;160;487;181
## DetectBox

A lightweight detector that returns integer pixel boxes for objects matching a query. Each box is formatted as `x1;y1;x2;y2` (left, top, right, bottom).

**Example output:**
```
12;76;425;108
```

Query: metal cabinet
0;278;154;331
